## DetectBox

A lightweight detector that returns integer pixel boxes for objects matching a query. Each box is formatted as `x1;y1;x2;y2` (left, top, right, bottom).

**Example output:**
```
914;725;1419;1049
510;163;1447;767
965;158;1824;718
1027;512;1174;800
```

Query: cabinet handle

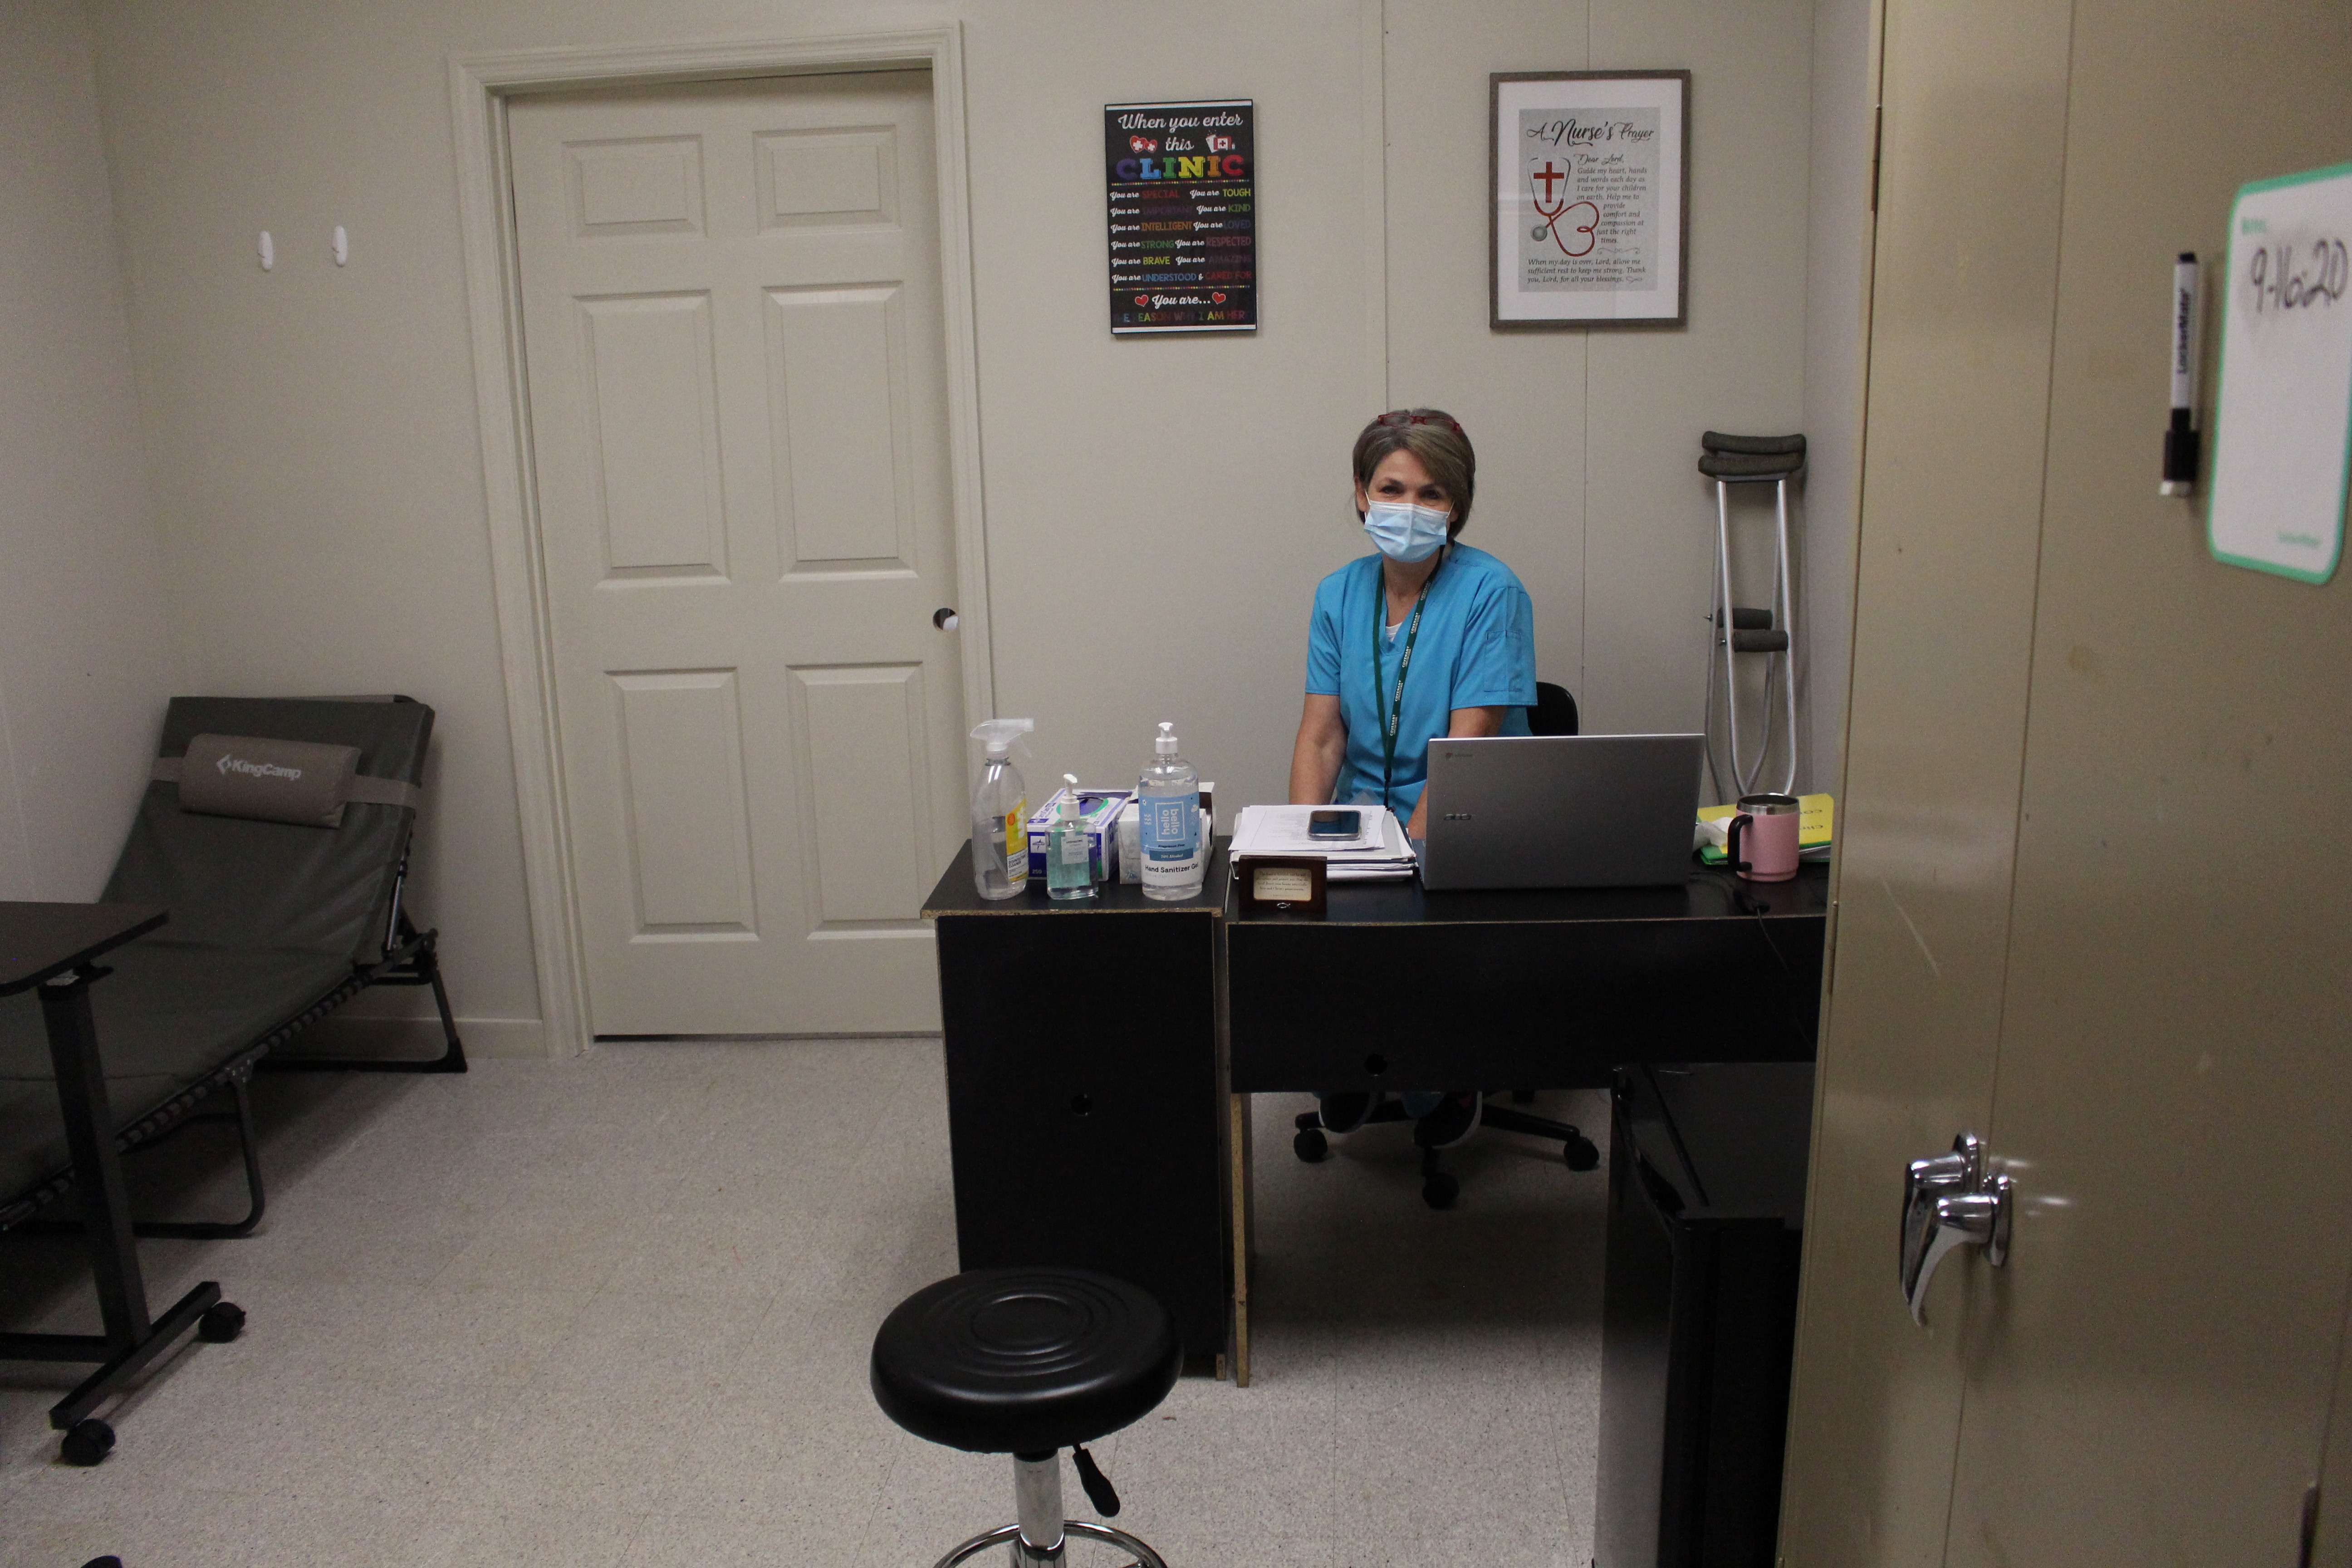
1901;1132;2013;1324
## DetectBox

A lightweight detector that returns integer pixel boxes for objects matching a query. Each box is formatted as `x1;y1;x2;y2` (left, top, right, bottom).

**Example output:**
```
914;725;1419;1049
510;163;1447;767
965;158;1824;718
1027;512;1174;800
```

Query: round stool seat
871;1267;1181;1455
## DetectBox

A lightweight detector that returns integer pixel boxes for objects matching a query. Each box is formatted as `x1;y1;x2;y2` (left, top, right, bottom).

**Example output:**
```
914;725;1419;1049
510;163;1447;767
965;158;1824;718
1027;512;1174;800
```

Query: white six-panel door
510;72;962;1035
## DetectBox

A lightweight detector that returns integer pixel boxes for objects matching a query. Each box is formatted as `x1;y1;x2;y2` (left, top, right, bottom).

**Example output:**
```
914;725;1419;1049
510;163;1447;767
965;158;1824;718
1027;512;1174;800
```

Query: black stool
871;1267;1181;1566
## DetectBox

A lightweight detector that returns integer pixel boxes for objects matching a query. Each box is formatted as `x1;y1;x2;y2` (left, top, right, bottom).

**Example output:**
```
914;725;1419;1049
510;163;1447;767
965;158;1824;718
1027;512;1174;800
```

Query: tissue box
1026;789;1132;883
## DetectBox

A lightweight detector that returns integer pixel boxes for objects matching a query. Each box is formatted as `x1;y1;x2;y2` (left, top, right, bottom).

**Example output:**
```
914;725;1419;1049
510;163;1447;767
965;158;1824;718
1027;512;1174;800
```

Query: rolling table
0;901;244;1464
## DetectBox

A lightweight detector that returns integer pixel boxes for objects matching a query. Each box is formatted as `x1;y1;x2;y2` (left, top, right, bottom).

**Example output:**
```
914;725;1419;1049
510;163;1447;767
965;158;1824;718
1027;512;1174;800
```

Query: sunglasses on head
1374;411;1466;438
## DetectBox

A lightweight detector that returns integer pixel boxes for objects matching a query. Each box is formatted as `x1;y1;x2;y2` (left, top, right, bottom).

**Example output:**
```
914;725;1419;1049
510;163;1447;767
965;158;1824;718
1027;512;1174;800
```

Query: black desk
1226;866;1826;1091
1220;863;1827;1382
0;901;240;1462
923;852;1827;1386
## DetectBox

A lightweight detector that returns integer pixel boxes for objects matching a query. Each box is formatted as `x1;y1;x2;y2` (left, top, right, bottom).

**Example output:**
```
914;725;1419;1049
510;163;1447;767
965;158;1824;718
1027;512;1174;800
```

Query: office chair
1290;679;1603;1208
1529;679;1578;739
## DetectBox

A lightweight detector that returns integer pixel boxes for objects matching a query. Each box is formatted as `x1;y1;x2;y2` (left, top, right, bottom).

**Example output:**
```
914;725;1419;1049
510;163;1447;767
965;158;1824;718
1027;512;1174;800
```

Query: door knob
933;608;960;631
1900;1132;2012;1324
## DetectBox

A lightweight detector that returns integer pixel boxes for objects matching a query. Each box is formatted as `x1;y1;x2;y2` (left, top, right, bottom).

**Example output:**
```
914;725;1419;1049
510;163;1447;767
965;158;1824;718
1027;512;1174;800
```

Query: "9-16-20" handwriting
2247;238;2347;314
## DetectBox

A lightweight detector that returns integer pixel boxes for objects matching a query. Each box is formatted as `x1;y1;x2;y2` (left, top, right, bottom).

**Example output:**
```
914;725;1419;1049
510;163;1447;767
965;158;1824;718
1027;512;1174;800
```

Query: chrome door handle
1900;1132;2013;1324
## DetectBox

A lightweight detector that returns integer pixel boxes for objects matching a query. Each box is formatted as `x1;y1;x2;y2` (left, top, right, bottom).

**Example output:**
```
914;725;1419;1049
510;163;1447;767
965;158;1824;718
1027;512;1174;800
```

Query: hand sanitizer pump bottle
969;719;1034;901
1046;774;1098;902
1139;721;1205;902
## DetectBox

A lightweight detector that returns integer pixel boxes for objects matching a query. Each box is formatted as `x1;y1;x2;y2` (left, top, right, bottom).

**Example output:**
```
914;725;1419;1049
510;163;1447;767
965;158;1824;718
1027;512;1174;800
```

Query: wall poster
2206;159;2352;585
1490;71;1689;329
1105;99;1255;334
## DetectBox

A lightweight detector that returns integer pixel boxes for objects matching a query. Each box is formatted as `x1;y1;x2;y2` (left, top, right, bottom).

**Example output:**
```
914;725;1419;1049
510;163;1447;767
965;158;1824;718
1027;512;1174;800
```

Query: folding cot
0;695;461;1463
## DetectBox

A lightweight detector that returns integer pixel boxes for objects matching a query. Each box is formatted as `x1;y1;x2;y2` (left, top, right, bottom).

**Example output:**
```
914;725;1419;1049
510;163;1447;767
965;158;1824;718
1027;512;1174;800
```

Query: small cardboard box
1026;788;1132;883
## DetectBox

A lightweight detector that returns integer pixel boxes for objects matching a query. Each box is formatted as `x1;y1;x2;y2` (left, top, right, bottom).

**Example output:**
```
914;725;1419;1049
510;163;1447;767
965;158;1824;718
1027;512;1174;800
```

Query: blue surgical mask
1362;501;1450;563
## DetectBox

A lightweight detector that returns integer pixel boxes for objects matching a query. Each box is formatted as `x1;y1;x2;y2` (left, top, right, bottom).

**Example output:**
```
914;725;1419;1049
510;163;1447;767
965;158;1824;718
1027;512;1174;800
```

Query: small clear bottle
1138;721;1204;902
969;719;1033;901
1046;774;1099;902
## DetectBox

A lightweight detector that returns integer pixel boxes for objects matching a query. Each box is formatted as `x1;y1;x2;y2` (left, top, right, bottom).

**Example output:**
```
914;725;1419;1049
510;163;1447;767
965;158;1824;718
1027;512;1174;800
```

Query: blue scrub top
1304;543;1537;817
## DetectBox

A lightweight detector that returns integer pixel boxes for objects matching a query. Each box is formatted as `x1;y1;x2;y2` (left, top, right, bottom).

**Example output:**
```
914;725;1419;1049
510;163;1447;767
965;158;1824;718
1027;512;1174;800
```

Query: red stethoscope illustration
1530;161;1598;258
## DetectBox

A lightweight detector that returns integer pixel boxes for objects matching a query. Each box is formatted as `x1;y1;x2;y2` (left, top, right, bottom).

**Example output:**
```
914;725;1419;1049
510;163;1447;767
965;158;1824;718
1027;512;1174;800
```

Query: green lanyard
1372;552;1443;811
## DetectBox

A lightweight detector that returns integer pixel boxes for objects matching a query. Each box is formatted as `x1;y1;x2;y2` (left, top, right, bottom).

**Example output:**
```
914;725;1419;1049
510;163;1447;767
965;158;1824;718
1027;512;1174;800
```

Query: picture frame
1233;855;1328;918
1490;70;1691;329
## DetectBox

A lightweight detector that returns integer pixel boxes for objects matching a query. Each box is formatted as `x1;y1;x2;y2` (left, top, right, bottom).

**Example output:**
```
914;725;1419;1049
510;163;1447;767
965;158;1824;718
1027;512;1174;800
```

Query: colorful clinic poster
1104;100;1256;334
2207;160;2352;584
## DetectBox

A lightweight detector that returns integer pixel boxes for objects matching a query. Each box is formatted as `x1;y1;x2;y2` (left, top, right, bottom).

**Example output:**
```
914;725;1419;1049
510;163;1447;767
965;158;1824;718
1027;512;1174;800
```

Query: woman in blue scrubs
1288;407;1536;1147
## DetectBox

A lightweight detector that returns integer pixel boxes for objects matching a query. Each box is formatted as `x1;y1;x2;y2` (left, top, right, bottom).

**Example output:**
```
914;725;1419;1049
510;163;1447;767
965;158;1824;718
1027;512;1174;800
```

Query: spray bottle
969;719;1034;900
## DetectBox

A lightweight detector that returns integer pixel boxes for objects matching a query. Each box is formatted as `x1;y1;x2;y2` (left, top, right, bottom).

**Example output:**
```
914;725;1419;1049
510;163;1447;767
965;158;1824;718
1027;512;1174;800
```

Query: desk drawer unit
926;848;1228;1362
1225;869;1826;1093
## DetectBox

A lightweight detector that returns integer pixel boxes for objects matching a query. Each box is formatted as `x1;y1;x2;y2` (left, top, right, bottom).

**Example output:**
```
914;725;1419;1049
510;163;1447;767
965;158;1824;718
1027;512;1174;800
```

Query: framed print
1105;99;1257;334
1490;71;1690;328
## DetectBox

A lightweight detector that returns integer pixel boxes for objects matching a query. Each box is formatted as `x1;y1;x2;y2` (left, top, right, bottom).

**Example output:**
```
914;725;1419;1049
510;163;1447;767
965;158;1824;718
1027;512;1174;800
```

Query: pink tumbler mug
1726;794;1801;882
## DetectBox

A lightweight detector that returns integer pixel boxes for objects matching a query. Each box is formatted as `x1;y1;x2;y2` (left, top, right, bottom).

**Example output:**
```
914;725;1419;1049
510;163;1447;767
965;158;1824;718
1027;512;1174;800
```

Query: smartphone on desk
1308;808;1361;840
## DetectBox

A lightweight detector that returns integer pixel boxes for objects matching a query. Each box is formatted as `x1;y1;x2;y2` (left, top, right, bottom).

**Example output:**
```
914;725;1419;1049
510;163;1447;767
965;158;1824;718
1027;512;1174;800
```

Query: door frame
449;26;995;1056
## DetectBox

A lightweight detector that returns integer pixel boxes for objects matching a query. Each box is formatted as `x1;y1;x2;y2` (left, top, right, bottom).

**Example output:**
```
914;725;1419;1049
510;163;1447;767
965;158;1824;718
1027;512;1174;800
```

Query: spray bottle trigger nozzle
971;718;1035;760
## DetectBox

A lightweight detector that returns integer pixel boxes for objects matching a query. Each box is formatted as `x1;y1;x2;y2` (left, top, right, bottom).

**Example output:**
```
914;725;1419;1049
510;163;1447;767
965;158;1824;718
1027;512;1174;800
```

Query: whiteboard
2207;160;2352;584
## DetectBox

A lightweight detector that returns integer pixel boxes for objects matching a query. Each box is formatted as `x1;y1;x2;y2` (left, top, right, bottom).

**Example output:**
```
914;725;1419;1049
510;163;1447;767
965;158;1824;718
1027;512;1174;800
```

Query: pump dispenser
1138;720;1204;901
1046;774;1098;902
969;719;1034;900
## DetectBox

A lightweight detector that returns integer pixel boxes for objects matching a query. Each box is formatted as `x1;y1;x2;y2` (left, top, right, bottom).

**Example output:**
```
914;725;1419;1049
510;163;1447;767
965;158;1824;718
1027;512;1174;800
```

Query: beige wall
69;0;1852;1043
0;0;180;902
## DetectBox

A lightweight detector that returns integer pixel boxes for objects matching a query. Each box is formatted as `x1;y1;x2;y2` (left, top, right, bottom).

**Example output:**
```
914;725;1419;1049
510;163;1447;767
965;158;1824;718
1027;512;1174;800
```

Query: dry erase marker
2162;251;2200;496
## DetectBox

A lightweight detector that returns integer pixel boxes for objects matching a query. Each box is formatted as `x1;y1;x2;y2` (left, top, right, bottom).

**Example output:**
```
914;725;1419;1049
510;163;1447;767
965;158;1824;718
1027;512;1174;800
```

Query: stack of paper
1229;805;1418;881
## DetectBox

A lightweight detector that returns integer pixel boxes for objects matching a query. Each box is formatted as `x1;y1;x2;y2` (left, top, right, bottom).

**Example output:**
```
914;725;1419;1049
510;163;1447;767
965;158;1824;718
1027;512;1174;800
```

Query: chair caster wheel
1294;1128;1329;1163
1565;1136;1601;1172
199;1301;246;1343
1421;1171;1460;1209
60;1417;115;1466
82;1556;125;1568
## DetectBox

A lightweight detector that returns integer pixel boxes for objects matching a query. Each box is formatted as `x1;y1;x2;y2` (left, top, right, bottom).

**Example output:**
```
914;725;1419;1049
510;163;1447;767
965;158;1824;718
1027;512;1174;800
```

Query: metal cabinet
1597;1062;1813;1568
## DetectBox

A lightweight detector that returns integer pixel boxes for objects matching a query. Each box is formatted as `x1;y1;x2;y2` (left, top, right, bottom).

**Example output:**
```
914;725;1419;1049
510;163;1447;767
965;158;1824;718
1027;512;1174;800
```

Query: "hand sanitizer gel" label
1140;791;1202;892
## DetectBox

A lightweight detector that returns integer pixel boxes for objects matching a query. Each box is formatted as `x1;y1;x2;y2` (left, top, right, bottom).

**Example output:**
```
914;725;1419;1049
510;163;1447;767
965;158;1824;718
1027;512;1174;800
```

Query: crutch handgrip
1701;431;1807;456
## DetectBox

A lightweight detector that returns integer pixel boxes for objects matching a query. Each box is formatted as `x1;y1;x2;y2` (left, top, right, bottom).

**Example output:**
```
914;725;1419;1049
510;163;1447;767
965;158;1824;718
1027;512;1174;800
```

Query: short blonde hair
1352;408;1476;536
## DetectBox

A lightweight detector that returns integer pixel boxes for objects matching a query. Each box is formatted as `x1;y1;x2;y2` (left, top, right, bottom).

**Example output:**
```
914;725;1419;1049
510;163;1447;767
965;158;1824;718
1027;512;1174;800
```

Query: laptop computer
1417;733;1705;890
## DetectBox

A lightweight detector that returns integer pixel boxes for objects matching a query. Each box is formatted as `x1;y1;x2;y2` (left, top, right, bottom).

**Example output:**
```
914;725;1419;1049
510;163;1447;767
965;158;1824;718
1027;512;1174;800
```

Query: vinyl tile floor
0;1039;1609;1568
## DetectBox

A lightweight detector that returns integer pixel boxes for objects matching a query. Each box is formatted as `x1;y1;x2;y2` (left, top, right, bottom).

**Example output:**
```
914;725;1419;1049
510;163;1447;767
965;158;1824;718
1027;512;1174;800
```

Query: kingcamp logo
216;754;302;782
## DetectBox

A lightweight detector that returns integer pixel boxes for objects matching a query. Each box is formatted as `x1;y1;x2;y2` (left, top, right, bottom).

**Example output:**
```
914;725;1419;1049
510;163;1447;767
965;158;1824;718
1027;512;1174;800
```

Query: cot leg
264;922;468;1074
11;1072;270;1240
421;940;468;1072
132;1074;267;1239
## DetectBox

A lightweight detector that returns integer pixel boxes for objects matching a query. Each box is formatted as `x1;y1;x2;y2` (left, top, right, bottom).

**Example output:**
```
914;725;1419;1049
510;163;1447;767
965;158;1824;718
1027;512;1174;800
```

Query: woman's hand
1403;705;1510;839
1289;694;1346;806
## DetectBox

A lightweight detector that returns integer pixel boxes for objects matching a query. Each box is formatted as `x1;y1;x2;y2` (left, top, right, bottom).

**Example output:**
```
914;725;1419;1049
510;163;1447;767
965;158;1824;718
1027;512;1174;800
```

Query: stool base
929;1520;1170;1568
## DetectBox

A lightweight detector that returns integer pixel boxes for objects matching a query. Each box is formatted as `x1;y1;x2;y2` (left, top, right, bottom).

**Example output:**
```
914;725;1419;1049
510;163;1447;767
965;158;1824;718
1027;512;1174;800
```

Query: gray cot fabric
0;696;435;1211
0;945;355;1200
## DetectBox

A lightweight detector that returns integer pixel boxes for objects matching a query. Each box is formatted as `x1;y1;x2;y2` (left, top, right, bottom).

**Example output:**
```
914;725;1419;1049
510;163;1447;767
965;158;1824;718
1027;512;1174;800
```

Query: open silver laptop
1418;733;1705;890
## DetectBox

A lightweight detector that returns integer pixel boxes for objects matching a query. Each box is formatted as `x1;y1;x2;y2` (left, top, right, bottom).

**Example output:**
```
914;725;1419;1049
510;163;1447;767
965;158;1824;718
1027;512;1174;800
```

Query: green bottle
1046;774;1098;902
